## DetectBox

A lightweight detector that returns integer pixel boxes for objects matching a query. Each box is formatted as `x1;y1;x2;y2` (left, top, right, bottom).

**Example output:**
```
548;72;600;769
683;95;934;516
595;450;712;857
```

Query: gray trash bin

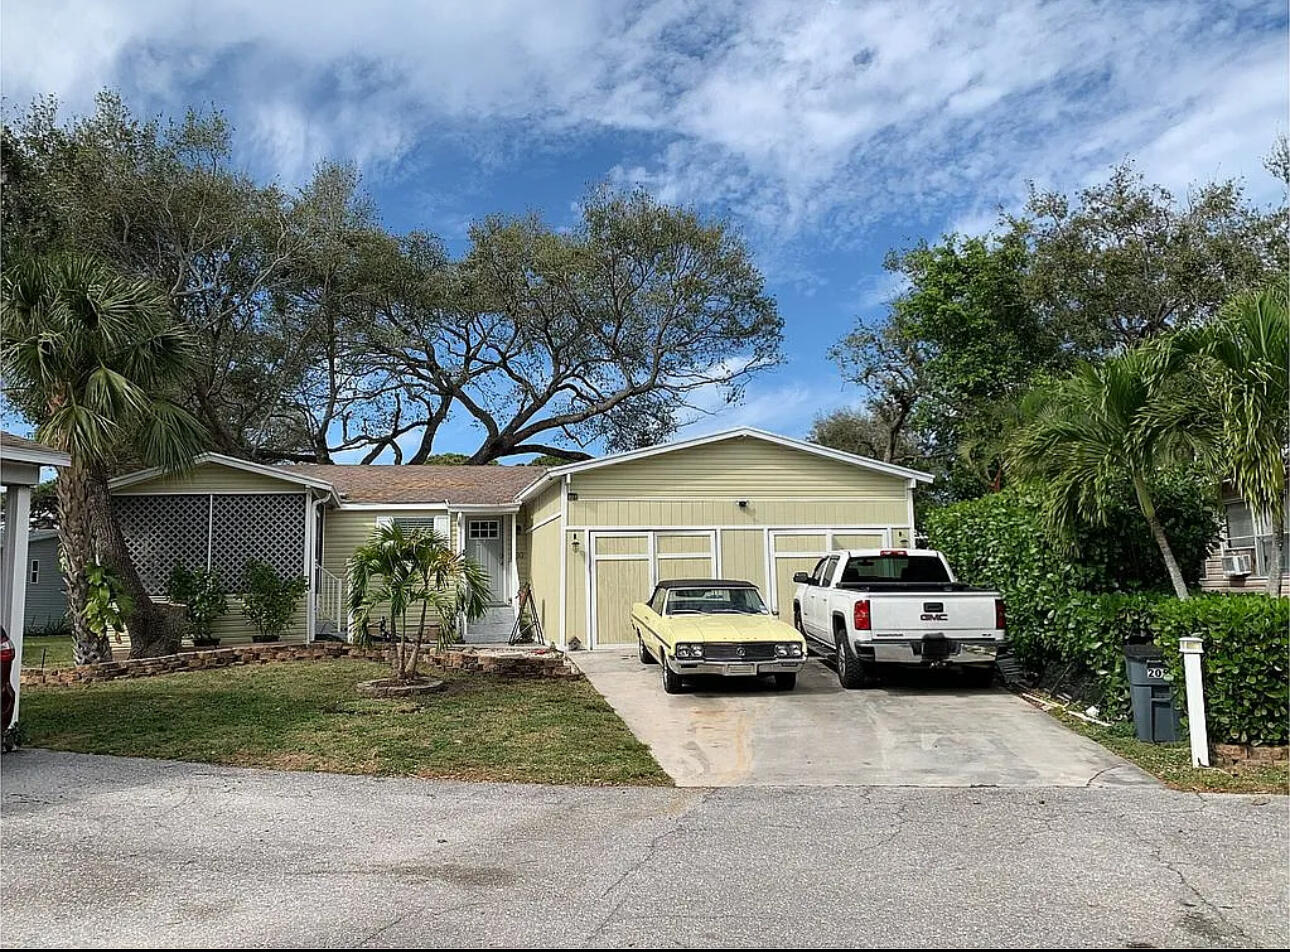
1124;644;1180;743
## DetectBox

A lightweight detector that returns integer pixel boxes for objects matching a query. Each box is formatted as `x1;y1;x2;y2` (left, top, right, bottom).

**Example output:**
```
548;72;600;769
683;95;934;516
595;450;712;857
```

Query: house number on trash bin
1146;666;1166;679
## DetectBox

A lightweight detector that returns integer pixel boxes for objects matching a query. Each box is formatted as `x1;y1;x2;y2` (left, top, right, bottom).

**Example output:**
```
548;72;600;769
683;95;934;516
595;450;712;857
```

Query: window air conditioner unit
1222;552;1252;578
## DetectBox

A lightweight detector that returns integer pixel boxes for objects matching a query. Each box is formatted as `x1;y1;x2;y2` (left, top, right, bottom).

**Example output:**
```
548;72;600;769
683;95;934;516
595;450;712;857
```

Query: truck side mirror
793;572;811;584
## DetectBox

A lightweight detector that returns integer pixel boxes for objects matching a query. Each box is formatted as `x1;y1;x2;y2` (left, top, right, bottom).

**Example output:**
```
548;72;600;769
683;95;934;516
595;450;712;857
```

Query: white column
1179;637;1210;767
508;514;519;607
2;486;33;723
303;492;316;644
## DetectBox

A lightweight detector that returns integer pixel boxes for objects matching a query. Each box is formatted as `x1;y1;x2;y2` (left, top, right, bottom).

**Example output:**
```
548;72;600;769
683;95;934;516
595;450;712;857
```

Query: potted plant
349;523;489;690
241;559;307;643
166;564;228;647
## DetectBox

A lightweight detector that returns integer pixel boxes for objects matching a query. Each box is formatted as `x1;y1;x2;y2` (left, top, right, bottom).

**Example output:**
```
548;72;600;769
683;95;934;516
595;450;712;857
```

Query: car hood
666;613;803;643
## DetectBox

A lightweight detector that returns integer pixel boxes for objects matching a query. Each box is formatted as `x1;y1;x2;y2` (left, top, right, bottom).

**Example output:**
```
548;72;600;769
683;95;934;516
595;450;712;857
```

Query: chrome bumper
865;638;1003;666
668;658;806;676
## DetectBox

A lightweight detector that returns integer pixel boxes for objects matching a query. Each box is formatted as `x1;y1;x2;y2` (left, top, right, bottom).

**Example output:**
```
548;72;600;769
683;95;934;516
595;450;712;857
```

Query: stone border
356;678;446;698
21;642;577;686
1212;743;1289;766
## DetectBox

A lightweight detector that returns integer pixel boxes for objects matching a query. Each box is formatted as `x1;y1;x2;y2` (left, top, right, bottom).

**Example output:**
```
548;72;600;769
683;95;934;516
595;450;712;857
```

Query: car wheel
773;672;797;691
835;628;869;690
661;655;684;694
637;633;656;665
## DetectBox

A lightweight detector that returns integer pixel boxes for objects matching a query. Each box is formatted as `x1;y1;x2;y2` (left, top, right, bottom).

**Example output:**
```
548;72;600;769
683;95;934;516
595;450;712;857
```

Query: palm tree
348;523;490;682
1009;348;1215;599
2;252;207;661
1173;286;1288;595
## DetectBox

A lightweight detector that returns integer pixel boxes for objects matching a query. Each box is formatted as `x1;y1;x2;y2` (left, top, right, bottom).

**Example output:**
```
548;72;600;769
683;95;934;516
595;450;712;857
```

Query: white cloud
3;0;1282;228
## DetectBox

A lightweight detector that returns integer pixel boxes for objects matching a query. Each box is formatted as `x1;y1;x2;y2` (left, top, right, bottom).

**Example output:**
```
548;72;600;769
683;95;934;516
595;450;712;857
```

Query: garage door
590;531;716;647
768;529;890;616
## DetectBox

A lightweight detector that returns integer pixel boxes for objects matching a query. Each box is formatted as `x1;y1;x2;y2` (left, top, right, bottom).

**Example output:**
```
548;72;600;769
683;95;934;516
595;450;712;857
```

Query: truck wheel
661;657;685;694
793;604;805;635
835;628;870;690
637;633;656;665
773;672;797;691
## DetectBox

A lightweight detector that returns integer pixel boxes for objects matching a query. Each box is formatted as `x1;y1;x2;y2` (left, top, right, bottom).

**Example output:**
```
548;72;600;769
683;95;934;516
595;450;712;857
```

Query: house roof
281;463;546;506
0;431;71;468
110;452;339;495
515;426;934;501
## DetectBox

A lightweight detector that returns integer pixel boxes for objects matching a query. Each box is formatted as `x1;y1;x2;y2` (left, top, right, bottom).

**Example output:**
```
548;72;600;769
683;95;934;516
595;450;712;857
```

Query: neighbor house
23;529;68;632
107;427;931;648
1200;478;1289;593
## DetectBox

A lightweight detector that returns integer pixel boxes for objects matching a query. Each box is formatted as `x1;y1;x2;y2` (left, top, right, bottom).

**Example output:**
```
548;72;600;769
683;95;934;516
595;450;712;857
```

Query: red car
1;629;16;735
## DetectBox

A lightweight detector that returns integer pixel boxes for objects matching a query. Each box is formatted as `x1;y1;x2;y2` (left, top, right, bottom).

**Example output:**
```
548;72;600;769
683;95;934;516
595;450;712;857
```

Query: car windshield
839;555;950;584
664;587;768;615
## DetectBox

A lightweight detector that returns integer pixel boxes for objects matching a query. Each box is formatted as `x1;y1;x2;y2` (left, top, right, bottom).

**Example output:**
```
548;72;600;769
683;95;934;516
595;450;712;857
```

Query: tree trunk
407;593;429;680
56;460;112;665
1134;475;1189;600
1264;507;1285;597
84;463;182;657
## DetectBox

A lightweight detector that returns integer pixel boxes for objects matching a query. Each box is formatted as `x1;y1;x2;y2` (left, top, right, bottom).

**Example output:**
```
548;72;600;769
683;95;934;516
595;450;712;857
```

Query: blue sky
3;0;1287;460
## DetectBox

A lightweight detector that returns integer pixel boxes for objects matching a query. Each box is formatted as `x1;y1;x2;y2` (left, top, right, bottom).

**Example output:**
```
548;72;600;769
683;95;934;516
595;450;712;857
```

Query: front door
466;518;506;605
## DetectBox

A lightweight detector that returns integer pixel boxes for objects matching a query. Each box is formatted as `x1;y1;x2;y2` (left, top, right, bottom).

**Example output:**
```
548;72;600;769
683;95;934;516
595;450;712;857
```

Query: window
819;556;839;586
29;560;39;585
469;520;500;540
840;554;951;585
649;589;667;614
808;557;829;585
1224;499;1289;577
394;516;450;539
664;586;768;616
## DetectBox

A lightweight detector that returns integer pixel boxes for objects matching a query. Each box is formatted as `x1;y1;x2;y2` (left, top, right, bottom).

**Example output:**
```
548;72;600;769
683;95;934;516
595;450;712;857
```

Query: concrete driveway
3;751;1285;948
571;649;1151;787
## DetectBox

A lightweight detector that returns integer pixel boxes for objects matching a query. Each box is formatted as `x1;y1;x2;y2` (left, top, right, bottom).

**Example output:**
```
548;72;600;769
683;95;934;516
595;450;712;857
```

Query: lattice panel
113;494;211;594
210;493;306;585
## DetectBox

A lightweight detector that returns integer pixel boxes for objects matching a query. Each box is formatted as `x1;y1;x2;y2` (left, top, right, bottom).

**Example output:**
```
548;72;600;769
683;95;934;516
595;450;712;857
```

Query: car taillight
853;599;871;631
0;641;14;663
994;599;1007;630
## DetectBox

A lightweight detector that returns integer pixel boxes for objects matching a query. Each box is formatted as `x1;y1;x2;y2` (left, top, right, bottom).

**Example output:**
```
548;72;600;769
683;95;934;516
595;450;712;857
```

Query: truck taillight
994;599;1007;630
853;599;871;631
879;549;907;556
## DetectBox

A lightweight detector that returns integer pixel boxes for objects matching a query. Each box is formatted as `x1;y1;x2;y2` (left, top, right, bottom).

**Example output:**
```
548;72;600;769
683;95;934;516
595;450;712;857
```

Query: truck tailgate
869;591;999;635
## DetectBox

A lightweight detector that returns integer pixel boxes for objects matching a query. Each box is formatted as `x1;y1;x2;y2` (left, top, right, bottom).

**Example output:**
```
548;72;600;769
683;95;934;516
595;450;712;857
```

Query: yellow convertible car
631;578;807;693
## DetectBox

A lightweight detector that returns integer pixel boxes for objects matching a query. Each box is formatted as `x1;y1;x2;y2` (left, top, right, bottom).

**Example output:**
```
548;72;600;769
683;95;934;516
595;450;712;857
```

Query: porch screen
113;492;305;595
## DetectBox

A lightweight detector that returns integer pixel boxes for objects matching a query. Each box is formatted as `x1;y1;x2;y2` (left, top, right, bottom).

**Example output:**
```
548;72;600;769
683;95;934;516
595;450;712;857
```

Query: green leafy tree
348;523;489;681
808;407;923;466
2;251;207;659
1173;286;1289;594
1008;348;1216;599
79;563;133;665
240;560;308;643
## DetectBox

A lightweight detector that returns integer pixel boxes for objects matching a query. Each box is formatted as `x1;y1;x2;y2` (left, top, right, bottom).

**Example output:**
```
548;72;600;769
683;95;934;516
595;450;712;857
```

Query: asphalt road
571;650;1151;786
2;750;1286;948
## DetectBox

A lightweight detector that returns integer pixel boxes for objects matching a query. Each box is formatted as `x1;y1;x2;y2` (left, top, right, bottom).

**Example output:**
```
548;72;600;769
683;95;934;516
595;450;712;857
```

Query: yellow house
108;428;931;648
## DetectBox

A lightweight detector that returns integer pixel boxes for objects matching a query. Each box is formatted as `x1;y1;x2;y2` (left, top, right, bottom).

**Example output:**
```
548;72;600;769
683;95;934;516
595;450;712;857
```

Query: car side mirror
793;572;811;584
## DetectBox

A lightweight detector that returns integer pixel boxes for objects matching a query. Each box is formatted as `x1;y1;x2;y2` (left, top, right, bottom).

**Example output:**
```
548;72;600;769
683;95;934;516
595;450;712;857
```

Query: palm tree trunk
84;463;181;658
1133;474;1189;600
408;590;429;680
1264;507;1285;597
56;460;112;665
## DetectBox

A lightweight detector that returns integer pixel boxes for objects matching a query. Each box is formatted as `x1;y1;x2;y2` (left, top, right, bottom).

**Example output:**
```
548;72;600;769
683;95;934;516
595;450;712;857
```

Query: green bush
240;559;307;643
166;564;229;643
1153;594;1289;747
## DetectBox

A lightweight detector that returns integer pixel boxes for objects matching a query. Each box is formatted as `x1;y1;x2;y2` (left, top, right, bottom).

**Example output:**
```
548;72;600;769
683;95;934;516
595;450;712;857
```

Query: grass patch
19;659;670;786
23;634;75;669
1050;709;1288;795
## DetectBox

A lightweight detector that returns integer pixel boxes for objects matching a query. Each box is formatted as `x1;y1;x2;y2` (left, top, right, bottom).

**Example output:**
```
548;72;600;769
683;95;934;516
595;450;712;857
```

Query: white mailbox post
1178;636;1209;768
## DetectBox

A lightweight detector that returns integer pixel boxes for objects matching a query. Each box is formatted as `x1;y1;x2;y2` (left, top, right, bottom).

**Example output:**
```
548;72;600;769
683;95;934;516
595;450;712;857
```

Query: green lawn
20;659;669;786
1051;710;1288;795
22;634;75;669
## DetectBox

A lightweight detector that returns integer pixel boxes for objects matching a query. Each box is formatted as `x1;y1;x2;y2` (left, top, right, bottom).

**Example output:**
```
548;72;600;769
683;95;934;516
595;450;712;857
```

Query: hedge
1153;595;1289;747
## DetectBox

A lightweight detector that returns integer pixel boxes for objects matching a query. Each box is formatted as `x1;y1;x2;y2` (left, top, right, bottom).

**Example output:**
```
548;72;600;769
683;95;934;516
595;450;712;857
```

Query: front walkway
570;648;1153;787
2;750;1284;948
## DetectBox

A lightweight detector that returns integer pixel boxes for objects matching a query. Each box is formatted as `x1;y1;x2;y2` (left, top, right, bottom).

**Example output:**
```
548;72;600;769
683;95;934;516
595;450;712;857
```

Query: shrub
240;560;307;643
1153;594;1289;747
166;564;228;644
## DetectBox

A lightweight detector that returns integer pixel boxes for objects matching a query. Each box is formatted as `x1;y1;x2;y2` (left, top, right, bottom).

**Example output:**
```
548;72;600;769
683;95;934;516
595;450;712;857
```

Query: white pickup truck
792;548;1005;688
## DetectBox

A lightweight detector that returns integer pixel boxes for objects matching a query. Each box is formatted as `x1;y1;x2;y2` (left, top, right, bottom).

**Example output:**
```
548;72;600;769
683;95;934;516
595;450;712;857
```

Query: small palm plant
348;523;490;682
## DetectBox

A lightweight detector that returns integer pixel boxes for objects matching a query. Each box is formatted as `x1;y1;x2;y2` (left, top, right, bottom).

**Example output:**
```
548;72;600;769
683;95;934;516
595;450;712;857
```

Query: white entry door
466;518;507;605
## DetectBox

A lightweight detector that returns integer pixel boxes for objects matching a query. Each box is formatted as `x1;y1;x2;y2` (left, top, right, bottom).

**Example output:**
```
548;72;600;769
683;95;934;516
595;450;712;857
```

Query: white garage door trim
587;529;717;648
766;527;892;615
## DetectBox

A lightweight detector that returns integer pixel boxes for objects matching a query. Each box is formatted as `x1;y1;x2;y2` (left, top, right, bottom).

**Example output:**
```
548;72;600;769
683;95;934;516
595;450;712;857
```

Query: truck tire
637;633;656;665
773;672;798;691
661;656;685;694
834;626;871;690
793;604;805;635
